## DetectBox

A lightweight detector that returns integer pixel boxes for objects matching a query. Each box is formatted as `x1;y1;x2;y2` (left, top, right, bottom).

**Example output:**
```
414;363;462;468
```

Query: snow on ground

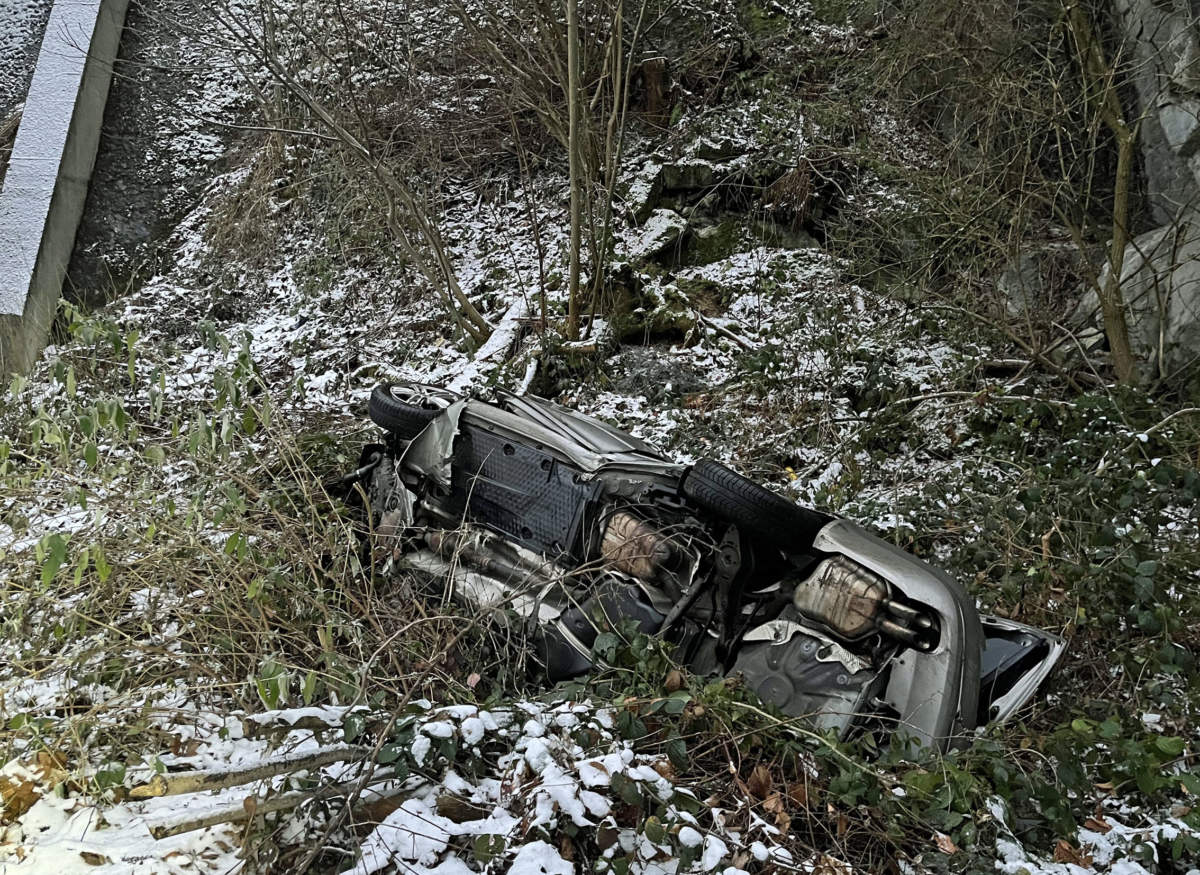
1;705;348;872
2;0;1198;870
0;0;51;119
0;699;815;875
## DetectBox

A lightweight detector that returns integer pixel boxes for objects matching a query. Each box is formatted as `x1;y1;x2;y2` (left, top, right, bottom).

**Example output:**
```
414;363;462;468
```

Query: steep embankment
1;0;1198;871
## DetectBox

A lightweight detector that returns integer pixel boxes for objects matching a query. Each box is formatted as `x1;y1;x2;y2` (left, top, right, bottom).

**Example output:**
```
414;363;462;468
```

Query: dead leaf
596;825;620;850
651;760;675;782
559;836;576;862
1052;840;1093;867
763;792;790;833
747;764;772;799
242;795;258;817
934;832;959;854
437;793;491;823
835;812;849;837
812;855;854;875
664;669;685;693
1;773;42;822
34;750;67;772
467;672;481;689
354;795;405;830
787;780;809;808
79;852;110;866
1083;816;1112;834
169;736;202;757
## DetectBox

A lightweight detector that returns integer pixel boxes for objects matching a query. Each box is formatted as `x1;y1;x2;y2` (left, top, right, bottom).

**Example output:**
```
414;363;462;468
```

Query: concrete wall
0;0;130;377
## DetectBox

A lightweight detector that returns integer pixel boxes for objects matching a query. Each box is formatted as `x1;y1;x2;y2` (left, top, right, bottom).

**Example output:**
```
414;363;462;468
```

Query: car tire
368;383;454;439
681;458;830;549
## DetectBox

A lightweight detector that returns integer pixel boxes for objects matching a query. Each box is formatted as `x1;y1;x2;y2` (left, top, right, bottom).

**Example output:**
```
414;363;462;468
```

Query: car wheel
681;458;831;549
368;383;455;439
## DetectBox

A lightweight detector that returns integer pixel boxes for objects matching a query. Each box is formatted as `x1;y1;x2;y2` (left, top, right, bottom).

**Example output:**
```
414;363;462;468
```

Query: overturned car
355;382;1063;750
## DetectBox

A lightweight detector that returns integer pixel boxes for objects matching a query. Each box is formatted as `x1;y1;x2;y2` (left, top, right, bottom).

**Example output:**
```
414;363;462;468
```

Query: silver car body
374;386;1064;750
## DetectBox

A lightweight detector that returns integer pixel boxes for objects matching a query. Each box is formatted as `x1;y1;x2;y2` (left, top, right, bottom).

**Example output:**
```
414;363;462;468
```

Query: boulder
661;158;723;192
995;242;1076;321
613;276;696;342
622;161;664;223
690;138;741;161
621;208;688;263
1158;97;1200;158
998;252;1043;321
1074;214;1200;378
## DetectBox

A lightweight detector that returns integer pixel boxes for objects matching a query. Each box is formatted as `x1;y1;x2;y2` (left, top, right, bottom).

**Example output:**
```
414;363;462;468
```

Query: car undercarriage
353;382;1065;750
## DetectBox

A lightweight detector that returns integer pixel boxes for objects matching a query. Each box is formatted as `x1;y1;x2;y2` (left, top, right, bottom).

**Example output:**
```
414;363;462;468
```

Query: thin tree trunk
1101;133;1138;384
1066;1;1139;384
566;0;584;340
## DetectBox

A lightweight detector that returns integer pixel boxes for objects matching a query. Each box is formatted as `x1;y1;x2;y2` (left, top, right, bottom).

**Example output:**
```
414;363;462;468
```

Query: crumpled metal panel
400;399;466;489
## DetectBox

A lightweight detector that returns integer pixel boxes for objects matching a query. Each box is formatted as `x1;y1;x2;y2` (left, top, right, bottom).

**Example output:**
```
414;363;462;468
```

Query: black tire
682;458;830;549
368;383;453;438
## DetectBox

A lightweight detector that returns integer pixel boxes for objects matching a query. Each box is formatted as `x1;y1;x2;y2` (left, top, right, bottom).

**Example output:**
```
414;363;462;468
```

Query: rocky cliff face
1117;0;1200;223
1072;0;1200;379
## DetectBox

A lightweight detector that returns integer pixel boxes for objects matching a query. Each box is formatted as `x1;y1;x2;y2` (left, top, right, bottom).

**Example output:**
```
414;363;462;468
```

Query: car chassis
354;383;1064;750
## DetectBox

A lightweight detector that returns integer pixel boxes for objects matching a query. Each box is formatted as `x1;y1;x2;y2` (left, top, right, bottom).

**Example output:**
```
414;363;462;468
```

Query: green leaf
344;712;365;744
94;548;111;583
1154;736;1186;758
95;762;126;790
41;534;69;587
663;690;691;715
377;744;404;765
473;835;506;864
643;815;666;844
667;737;689;771
594;631;620;661
1098;718;1121;740
611;772;643;807
255;658;287;710
1136;767;1159;796
74;546;88;586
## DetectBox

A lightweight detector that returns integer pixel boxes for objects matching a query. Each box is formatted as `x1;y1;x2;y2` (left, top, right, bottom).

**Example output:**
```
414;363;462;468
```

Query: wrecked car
354;382;1064;750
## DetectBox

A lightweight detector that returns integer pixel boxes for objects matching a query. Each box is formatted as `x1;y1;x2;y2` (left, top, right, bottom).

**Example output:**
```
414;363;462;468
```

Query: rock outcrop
1072;1;1200;378
1115;0;1200;223
1076;216;1200;378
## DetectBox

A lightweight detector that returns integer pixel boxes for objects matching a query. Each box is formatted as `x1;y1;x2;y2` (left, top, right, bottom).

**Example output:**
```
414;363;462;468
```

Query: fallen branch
146;772;402;839
1095;407;1200;473
696;312;758;352
130;745;368;799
